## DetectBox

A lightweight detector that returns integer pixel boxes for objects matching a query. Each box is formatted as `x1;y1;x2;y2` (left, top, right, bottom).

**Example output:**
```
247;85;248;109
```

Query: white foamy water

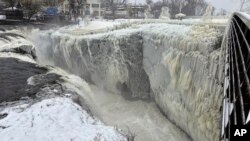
49;67;191;141
0;52;36;63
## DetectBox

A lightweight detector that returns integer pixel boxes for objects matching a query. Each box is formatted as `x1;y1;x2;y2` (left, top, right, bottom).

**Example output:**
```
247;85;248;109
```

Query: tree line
3;0;249;20
103;0;209;19
146;0;209;18
2;0;43;20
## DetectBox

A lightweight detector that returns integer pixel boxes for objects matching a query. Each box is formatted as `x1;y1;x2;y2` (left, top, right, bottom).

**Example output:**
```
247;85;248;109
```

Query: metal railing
221;12;250;140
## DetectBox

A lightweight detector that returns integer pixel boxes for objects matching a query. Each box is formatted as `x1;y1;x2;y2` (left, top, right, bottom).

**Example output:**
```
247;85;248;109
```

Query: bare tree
176;0;188;13
240;0;250;11
21;0;42;21
68;0;86;21
2;0;16;11
146;0;153;5
182;0;208;16
76;0;86;17
69;0;76;20
104;0;127;19
150;0;207;18
216;8;227;16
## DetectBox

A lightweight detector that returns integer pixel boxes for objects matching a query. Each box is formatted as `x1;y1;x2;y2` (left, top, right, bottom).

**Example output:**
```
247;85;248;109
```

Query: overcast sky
128;0;241;11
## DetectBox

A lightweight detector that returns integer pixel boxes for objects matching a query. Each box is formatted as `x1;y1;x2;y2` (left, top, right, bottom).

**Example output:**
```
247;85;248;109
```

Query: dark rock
0;113;8;119
0;58;47;102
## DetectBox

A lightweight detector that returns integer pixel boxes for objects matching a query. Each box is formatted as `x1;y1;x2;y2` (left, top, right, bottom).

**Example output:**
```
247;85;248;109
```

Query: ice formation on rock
202;3;213;21
159;7;170;20
144;5;153;19
31;22;224;141
175;13;186;20
142;24;223;141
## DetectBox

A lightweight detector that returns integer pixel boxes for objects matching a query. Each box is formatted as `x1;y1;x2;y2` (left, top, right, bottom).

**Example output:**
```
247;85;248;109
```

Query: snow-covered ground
0;35;32;51
0;52;36;63
0;98;127;141
0;31;36;62
57;18;228;36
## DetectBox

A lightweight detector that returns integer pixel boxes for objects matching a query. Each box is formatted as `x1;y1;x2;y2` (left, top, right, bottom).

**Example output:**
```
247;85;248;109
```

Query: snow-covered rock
175;13;186;20
0;31;36;60
0;98;127;141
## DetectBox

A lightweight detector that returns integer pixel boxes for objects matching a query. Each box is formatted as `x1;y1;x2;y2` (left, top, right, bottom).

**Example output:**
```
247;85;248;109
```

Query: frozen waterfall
30;22;224;141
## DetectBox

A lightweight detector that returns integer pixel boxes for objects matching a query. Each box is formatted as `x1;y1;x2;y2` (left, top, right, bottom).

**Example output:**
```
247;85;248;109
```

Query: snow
0;98;127;141
0;52;36;63
47;18;228;37
175;13;186;18
3;7;18;11
242;12;250;19
60;20;124;35
159;7;170;20
0;31;36;63
247;110;250;124
236;11;250;23
0;15;6;20
27;76;35;86
0;36;33;51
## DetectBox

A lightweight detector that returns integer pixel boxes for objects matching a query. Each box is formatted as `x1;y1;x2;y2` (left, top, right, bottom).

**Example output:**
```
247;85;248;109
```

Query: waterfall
31;23;224;141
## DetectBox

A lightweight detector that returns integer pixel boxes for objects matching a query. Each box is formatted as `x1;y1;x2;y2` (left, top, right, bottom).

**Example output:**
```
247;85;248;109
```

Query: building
104;3;146;19
86;0;104;18
61;0;104;18
127;4;145;19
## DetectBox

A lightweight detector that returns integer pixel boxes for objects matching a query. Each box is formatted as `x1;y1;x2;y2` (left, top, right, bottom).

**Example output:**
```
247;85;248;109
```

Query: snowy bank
0;98;127;141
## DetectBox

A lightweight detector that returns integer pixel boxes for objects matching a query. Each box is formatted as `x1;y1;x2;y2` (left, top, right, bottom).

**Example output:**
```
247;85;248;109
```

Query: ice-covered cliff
31;22;224;141
142;24;223;141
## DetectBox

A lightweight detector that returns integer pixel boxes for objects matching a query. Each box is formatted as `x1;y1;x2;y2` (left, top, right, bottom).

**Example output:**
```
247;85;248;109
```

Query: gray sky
208;0;240;11
128;0;241;11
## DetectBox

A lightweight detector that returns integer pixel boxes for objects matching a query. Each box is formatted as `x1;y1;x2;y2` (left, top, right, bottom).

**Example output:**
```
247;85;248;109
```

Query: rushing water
31;22;224;141
53;68;192;141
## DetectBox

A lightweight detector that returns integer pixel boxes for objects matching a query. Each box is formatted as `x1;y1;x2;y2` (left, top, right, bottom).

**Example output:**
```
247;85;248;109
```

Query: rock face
34;30;151;100
33;23;224;141
0;31;61;103
0;58;48;102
